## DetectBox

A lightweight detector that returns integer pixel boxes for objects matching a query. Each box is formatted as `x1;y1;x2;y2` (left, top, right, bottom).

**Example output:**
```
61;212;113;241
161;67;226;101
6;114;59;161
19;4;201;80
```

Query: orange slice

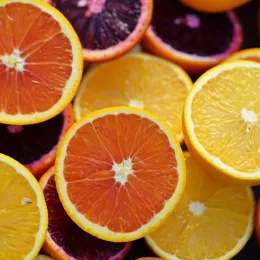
226;48;260;63
146;153;255;260
183;61;260;185
0;153;48;259
0;0;83;125
74;53;192;144
55;107;186;242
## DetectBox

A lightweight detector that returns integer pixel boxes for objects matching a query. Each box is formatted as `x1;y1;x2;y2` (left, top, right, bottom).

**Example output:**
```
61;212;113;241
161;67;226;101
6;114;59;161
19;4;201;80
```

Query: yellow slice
183;61;260;185
146;153;255;260
226;48;260;63
74;53;192;143
0;154;48;259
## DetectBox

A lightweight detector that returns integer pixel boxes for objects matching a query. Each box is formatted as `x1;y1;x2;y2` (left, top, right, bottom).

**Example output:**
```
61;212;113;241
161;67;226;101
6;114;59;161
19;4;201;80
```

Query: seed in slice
0;105;74;178
183;61;260;185
56;107;186;242
256;200;260;246
226;48;260;63
142;0;242;75
48;0;153;62
74;53;192;144
0;0;83;125
40;167;132;260
36;255;54;260
0;154;48;259
146;153;255;260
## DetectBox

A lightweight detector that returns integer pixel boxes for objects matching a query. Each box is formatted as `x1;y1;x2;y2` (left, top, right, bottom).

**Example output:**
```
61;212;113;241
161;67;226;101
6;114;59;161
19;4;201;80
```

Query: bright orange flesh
0;1;76;123
64;113;179;233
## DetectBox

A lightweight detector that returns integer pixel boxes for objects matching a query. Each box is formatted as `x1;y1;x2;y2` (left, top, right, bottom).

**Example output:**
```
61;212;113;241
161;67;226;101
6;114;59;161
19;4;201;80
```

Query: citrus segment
74;53;192;143
40;168;132;260
226;48;260;63
56;107;186;242
0;0;83;125
146;153;255;260
184;61;260;184
0;154;48;259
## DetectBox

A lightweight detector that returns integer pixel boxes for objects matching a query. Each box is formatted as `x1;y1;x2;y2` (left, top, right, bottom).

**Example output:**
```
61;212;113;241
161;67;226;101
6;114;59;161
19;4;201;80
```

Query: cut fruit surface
146;153;255;260
226;48;260;63
40;168;132;260
55;107;186;242
183;61;260;185
0;105;73;178
0;154;48;259
0;0;83;125
74;53;192;143
49;0;153;62
143;0;242;75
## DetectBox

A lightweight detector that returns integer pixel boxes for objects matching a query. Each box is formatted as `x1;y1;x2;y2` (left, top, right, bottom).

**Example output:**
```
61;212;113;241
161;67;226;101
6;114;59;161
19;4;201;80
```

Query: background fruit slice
56;107;186;242
183;61;260;185
142;0;242;75
0;154;48;259
48;0;153;62
0;105;73;178
74;53;192;143
226;48;260;63
40;167;132;260
146;153;255;260
0;0;83;125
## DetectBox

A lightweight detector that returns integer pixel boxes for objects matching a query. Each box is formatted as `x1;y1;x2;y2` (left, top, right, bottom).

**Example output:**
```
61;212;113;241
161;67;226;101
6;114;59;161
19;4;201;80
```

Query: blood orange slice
55;107;186;242
0;0;83;125
40;167;132;259
143;0;242;75
0;105;73;178
48;0;153;62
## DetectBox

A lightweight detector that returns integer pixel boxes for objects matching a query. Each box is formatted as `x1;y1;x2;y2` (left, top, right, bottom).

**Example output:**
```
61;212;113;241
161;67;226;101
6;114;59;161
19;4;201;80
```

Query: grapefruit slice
0;105;74;178
142;0;242;75
40;167;132;260
0;154;48;259
0;0;83;125
146;153;255;260
74;53;192;144
55;107;186;242
48;0;153;62
183;61;260;185
226;48;260;63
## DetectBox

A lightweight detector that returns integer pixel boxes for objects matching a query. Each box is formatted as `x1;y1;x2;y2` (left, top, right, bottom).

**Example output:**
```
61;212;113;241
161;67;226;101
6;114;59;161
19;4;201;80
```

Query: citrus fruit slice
36;255;54;260
226;48;260;63
48;0;153;62
74;53;192;144
142;0;242;75
180;0;251;13
40;167;132;260
56;107;186;242
146;152;255;260
0;153;48;259
0;105;74;178
255;200;260;246
183;61;260;185
0;0;83;125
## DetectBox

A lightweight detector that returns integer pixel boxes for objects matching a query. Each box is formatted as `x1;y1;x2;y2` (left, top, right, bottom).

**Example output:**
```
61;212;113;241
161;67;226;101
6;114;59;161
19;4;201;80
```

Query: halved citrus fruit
226;48;260;63
55;107;186;242
0;153;48;259
255;200;260;246
0;0;83;125
0;104;74;178
48;0;153;62
40;167;132;260
74;53;192;144
180;0;251;13
146;152;255;260
142;0;242;75
183;61;260;185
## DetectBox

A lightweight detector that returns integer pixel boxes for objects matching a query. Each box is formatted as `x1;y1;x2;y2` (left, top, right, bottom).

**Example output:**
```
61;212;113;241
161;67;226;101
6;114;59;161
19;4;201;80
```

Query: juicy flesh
53;0;141;50
0;2;72;115
44;173;128;259
78;56;189;139
0;162;41;258
149;155;253;259
64;113;178;233
191;67;260;173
